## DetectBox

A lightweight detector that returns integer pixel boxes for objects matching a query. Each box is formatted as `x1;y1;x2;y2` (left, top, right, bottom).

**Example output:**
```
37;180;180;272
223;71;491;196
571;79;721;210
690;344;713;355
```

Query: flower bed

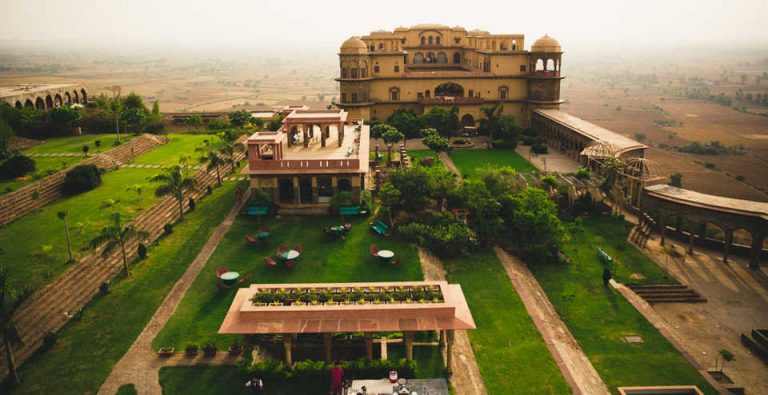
249;284;444;306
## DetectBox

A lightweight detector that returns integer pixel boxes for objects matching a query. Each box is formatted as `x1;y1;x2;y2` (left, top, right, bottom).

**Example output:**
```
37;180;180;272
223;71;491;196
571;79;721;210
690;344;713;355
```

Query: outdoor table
377;250;394;261
258;231;271;240
280;250;300;261
220;271;240;285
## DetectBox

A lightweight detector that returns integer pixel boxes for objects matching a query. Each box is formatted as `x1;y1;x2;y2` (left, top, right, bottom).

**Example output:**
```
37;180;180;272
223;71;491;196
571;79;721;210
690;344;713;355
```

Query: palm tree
89;212;149;277
108;89;123;144
480;102;503;149
382;129;404;167
150;165;198;221
57;211;74;263
218;140;245;173
0;265;33;387
206;151;225;186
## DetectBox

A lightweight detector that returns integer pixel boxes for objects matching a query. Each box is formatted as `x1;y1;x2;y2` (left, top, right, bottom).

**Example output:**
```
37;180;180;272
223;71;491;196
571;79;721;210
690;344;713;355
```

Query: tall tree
108;86;123;143
89;212;149;277
479;103;503;149
151;165;198;220
57;211;74;263
0;118;14;160
206;151;225;185
0;265;32;388
218;140;245;173
382;128;405;166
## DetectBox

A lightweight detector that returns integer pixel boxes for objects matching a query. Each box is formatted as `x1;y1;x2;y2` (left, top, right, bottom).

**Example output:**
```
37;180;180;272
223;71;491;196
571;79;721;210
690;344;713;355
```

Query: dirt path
494;247;610;395
438;152;463;180
418;248;488;395
97;195;248;395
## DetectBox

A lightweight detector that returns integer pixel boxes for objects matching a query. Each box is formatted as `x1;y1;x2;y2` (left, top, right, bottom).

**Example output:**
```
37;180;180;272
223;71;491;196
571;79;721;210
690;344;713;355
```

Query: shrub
0;154;36;179
669;172;683;187
400;221;476;258
62;164;101;195
137;243;148;259
574;166;591;180
202;342;217;357
41;331;57;352
185;344;199;356
532;142;548;154
99;282;110;295
143;120;167;135
704;162;716;169
163;223;173;235
188;197;196;211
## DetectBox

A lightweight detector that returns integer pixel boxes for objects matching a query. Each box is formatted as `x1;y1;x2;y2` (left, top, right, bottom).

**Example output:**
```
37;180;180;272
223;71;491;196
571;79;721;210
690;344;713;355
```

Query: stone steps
0;137;244;372
740;330;768;366
626;283;707;304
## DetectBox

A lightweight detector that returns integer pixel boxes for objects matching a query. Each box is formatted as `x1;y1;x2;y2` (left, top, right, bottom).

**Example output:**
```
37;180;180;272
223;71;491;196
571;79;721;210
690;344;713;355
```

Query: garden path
494;247;610;395
418;247;488;395
97;191;249;395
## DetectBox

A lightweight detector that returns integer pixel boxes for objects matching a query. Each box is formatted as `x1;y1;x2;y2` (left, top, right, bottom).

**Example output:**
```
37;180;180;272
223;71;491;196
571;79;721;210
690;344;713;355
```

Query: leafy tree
574;166;591;180
0;116;15;159
266;114;284;131
388;166;433;212
217;139;244;173
479;103;503;147
206;151;225;185
57;211;74;263
427;165;457;210
121;107;147;133
421;128;451;153
669;172;683;187
419;106;460;136
82;144;89;157
109;93;124;143
400;221;476;258
151;165;198;220
229;110;253;128
379;183;401;226
506;187;564;263
186;114;203;126
382;128;404;166
475;166;522;196
62;164;101;195
152;100;160;116
456;178;502;245
47;106;83;129
89;212;149;277
493;115;522;147
540;174;558;192
387;110;422;138
370;123;395;139
0;265;33;387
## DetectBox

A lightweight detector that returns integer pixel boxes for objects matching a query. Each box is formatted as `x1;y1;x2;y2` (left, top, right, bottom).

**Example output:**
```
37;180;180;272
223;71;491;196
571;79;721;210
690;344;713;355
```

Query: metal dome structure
619;157;664;182
581;140;621;159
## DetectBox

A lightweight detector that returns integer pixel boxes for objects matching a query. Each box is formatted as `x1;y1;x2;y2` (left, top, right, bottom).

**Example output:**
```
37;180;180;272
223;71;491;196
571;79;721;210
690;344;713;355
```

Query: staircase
741;329;768;366
626;284;707;304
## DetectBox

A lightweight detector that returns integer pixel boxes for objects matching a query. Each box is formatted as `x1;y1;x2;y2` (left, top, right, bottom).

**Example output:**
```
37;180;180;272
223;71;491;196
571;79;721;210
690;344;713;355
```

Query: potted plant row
250;285;444;306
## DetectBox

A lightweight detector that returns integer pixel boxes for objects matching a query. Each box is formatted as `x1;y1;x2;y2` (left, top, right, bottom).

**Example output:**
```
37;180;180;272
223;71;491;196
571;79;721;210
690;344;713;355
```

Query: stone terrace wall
0;134;168;226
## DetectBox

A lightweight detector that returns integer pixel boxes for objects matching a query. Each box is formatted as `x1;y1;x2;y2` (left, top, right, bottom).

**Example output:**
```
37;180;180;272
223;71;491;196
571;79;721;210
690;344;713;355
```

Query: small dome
531;34;562;52
340;37;367;54
394;26;408;32
468;29;490;36
412;23;449;30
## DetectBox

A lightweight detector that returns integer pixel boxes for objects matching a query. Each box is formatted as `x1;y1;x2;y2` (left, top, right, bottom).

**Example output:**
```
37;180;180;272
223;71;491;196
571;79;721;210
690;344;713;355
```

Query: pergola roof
219;281;476;334
644;184;768;220
283;109;348;124
533;109;648;154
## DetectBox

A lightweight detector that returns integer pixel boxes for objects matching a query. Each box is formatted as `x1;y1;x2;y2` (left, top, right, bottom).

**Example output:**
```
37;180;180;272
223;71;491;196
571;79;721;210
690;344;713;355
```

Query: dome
370;29;392;36
411;23;449;30
340;37;367;54
468;29;489;36
531;34;562;52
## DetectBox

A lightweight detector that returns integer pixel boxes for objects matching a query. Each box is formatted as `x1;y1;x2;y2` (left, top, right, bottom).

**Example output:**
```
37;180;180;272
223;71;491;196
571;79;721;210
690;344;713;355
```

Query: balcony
418;95;485;105
530;70;561;78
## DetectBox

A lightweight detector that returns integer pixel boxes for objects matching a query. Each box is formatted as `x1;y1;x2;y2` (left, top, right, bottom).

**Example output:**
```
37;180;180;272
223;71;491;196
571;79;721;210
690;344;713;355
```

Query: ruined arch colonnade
0;83;88;111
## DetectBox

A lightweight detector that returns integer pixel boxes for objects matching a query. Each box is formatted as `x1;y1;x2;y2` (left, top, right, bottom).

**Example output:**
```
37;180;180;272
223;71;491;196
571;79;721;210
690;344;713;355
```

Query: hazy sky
1;0;766;53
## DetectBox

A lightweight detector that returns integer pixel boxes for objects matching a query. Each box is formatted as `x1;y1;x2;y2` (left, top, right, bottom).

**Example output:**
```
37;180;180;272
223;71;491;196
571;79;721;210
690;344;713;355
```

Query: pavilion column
445;330;454;376
659;215;667;247
312;177;319;204
321;124;327;147
283;335;293;367
697;223;707;248
323;333;333;363
303;125;309;148
438;330;445;348
723;230;733;263
338;123;344;147
749;232;763;270
675;216;684;237
293;177;300;205
365;333;374;361
404;331;415;362
687;223;695;255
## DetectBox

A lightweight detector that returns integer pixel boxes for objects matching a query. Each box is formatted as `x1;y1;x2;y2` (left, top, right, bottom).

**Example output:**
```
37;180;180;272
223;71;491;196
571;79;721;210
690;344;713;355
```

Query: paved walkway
494;247;610;395
418;248;488;395
97;194;248;395
514;145;580;174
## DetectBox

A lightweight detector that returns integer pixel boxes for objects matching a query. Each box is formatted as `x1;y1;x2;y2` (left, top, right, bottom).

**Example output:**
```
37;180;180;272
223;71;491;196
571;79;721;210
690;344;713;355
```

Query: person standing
245;376;263;394
602;267;612;287
329;360;344;395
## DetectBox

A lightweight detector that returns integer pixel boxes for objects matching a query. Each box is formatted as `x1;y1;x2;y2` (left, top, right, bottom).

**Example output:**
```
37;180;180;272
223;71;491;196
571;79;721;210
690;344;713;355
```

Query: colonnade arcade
530;114;589;160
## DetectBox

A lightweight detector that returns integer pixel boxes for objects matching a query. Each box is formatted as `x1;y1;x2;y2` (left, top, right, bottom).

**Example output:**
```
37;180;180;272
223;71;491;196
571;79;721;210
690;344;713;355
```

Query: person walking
602;267;612;287
245;376;263;394
329;360;344;395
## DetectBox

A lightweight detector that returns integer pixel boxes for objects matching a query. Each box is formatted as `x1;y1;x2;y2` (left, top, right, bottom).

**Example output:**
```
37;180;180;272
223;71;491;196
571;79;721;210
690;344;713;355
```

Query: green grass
115;383;137;395
153;214;424;350
0;168;160;290
160;366;315;395
131;134;220;166
23;134;131;155
449;148;537;177
0;156;83;194
13;182;240;395
444;251;569;395
530;215;715;394
407;150;443;168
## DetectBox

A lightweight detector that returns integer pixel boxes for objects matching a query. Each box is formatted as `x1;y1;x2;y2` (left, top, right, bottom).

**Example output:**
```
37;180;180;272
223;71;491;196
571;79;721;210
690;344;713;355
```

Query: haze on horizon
1;0;767;57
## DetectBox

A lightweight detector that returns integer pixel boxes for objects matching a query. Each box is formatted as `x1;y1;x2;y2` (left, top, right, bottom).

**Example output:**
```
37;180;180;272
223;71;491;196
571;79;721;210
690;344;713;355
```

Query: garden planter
158;347;175;357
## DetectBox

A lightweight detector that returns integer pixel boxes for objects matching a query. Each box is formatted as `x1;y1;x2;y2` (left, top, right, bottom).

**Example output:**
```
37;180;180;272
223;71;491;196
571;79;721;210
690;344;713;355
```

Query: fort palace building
336;24;563;126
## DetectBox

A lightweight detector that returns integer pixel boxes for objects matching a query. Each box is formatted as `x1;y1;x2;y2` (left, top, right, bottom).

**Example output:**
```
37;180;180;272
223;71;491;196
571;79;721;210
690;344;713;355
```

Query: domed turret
531;34;562;53
340;37;367;54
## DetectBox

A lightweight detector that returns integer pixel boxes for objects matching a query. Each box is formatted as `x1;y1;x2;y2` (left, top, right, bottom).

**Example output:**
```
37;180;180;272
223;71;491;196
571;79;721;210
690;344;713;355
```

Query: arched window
420;36;426;45
80;88;88;104
54;94;62;107
45;95;53;109
435;83;464;97
453;52;461;64
351;68;358;78
437;52;447;63
491;40;497;50
512;40;517;51
436;36;441;45
24;99;34;108
498;86;508;100
64;92;71;105
35;97;45;110
426;52;435;63
500;42;507;51
341;68;348;78
428;36;433;45
369;45;375;52
425;90;431;98
414;52;424;64
360;67;367;78
546;59;555;71
536;59;544;71
378;43;384;50
351;93;358;103
389;87;400;101
14;101;22;109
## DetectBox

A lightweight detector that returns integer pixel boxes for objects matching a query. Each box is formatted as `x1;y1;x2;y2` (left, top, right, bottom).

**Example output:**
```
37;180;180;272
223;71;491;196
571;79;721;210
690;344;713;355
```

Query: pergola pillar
338;123;344;147
659;215;667;247
321;124;327;147
723;230;733;263
404;331;415;362
303;125;309;148
323;333;333;363
750;233;764;270
283;335;293;367
364;333;374;361
445;330;455;376
687;226;695;255
293;177;300;205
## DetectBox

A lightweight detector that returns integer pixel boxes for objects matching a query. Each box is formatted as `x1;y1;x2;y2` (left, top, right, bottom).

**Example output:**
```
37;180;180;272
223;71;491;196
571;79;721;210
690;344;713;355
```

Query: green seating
372;220;389;235
597;248;613;265
247;206;268;216
339;206;367;216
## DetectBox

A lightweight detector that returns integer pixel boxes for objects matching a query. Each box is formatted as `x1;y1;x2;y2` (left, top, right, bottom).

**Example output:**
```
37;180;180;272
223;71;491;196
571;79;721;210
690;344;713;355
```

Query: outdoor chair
216;266;229;278
277;244;288;254
238;274;253;285
293;244;303;254
285;260;297;269
370;245;379;256
217;283;231;292
371;220;389;236
392;258;401;265
264;257;278;267
244;235;258;244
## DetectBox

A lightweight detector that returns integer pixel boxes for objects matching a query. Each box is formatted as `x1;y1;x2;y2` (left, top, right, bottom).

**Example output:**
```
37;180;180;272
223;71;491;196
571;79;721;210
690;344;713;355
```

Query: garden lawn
152;214;423;350
0;168;159;290
130;133;221;166
444;251;569;395
22;134;131;155
449;148;537;177
530;215;715;394
0;156;82;195
160;366;315;395
14;182;239;395
407;150;443;168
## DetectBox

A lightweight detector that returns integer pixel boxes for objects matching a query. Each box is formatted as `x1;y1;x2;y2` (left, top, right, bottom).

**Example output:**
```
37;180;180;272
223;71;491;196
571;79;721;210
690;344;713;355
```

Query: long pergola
219;281;476;374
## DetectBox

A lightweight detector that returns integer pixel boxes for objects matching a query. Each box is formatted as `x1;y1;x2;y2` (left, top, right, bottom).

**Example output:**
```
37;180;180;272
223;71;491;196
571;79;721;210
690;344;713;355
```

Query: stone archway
435;83;464;97
461;114;475;127
45;95;54;109
35;97;46;110
15;101;23;109
54;94;63;107
24;99;34;108
278;178;294;204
